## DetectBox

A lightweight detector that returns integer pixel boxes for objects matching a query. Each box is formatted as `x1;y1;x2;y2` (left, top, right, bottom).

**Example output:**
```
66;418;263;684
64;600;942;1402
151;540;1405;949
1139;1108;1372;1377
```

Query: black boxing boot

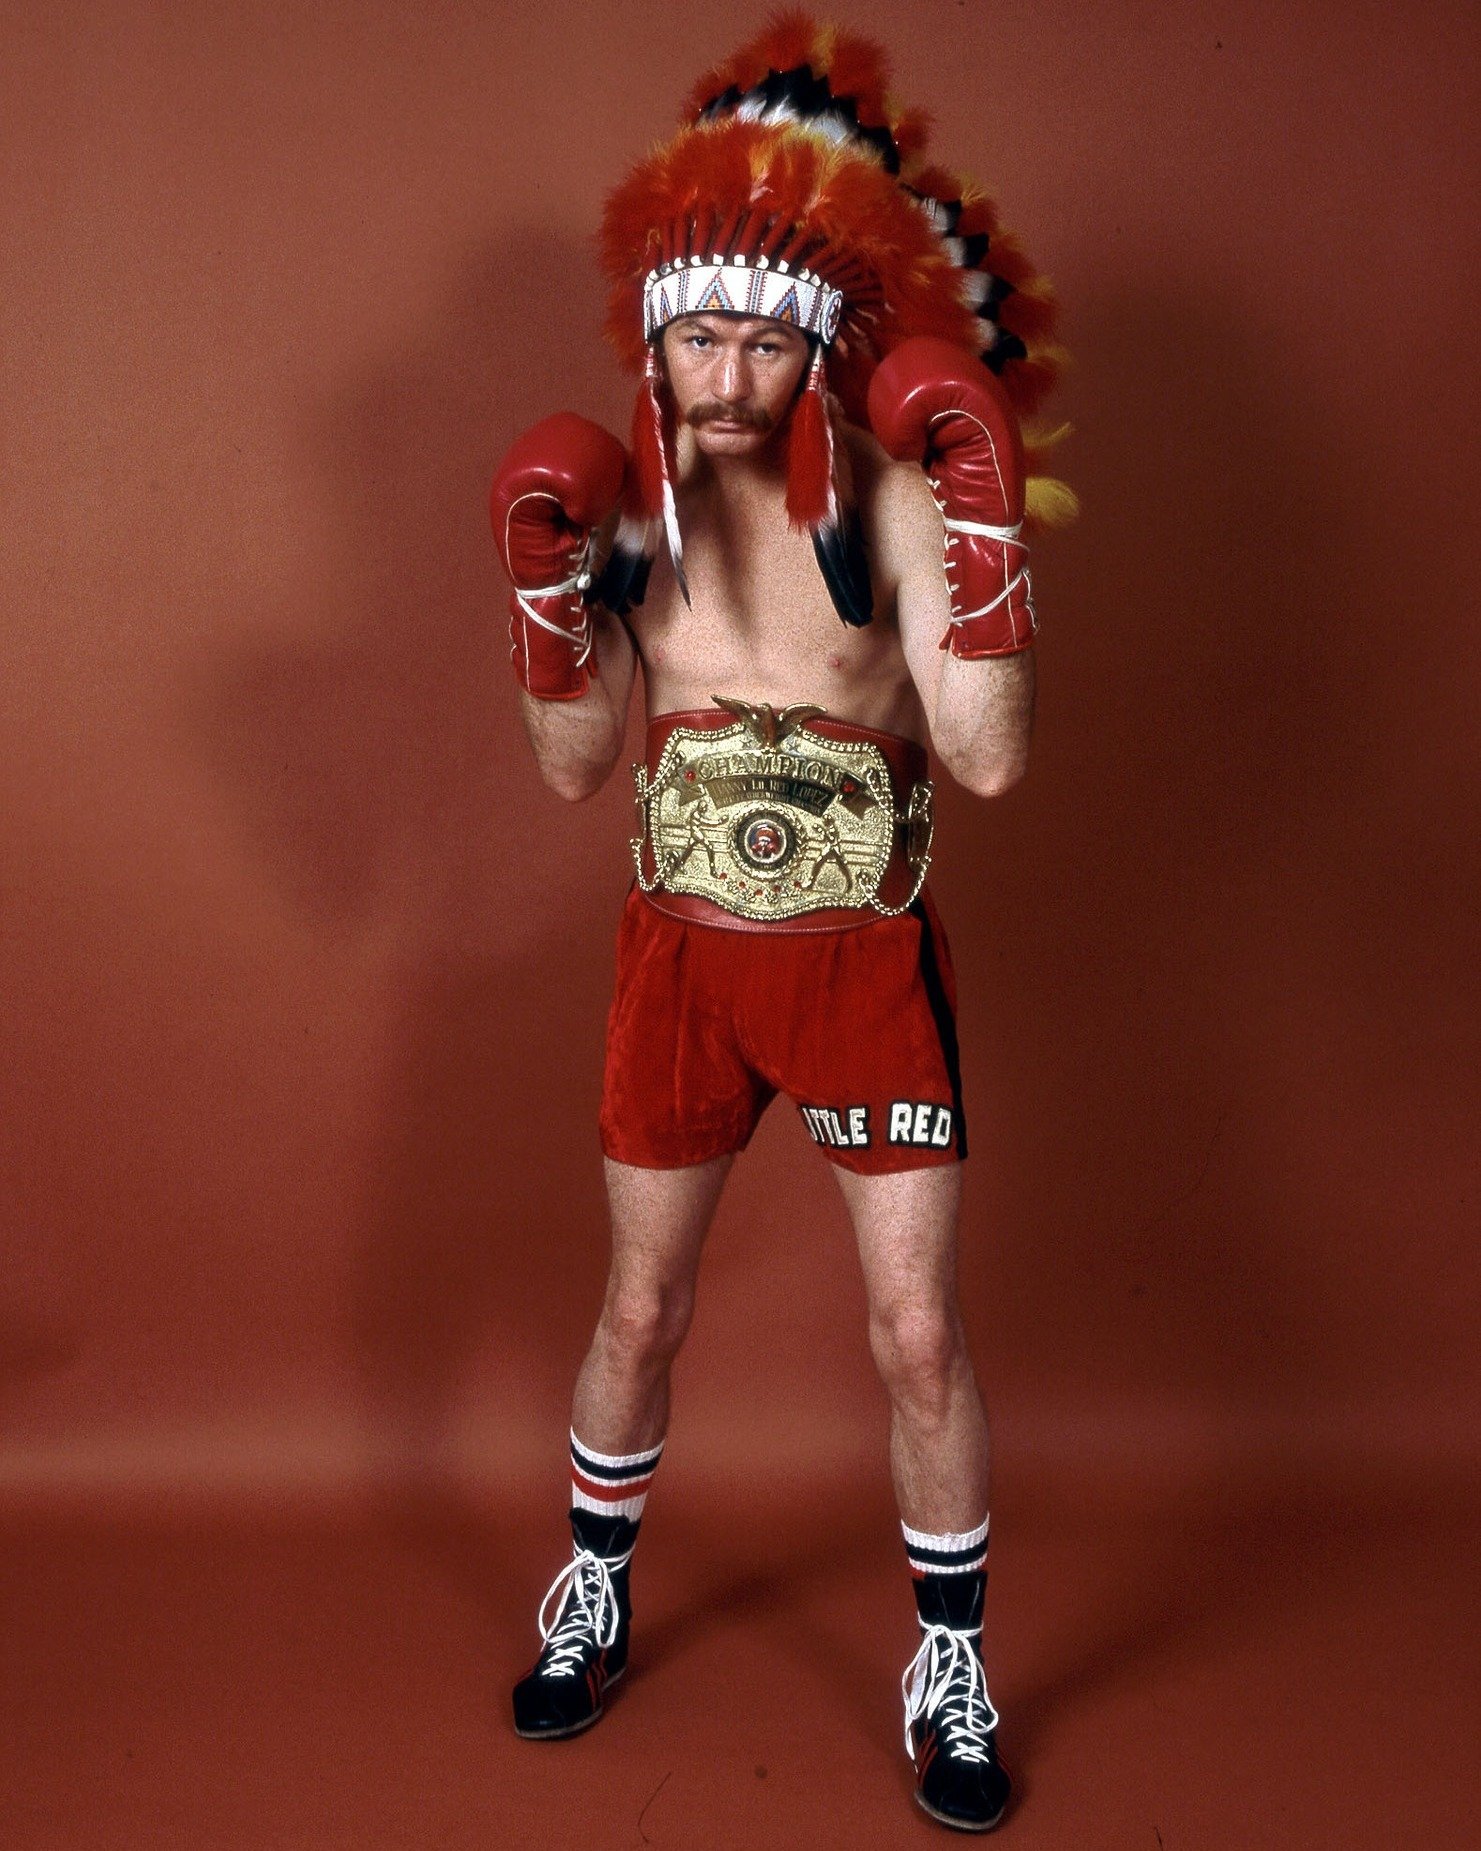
902;1571;1012;1831
511;1510;636;1740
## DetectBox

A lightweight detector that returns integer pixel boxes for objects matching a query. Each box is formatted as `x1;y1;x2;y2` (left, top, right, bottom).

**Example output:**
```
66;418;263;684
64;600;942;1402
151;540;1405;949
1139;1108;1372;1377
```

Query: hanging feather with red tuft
787;342;871;626
643;348;689;605
597;348;689;614
592;385;660;618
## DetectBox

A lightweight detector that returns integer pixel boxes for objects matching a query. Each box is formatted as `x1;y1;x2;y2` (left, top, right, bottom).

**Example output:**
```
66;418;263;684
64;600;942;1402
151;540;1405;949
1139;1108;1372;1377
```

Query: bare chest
628;510;925;740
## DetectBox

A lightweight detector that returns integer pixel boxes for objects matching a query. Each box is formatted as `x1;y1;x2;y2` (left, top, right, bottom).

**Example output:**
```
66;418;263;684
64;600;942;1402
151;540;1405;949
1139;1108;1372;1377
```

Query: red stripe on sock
572;1467;653;1504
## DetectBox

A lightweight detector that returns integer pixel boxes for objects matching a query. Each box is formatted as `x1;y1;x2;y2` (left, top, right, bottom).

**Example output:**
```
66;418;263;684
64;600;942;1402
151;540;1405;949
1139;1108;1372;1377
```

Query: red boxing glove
490;413;628;700
867;337;1035;657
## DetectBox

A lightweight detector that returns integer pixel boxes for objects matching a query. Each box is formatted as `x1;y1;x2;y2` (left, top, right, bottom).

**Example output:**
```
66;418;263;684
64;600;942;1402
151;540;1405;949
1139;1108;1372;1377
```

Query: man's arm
883;459;1035;798
491;412;638;801
866;337;1039;798
517;606;637;802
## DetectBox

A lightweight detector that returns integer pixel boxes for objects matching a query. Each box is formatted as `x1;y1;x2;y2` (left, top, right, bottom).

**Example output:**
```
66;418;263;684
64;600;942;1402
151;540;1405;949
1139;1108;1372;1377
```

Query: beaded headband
642;255;846;344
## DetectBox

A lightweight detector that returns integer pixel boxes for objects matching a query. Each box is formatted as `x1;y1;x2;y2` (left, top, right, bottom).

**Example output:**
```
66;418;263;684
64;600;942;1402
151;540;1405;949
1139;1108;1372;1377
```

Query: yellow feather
1023;420;1073;454
1025;474;1080;528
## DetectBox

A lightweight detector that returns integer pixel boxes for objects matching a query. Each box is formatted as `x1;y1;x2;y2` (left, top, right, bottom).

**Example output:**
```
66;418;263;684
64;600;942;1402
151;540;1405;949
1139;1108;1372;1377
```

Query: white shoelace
535;1547;632;1679
901;1624;1001;1763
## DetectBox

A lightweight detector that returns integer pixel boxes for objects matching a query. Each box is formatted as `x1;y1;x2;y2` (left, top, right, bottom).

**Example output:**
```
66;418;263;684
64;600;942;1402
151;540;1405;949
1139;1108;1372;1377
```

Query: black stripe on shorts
909;899;968;1161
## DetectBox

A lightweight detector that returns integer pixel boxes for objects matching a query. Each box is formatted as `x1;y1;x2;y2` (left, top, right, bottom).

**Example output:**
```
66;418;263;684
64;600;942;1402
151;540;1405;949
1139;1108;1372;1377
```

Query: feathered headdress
597;11;1072;624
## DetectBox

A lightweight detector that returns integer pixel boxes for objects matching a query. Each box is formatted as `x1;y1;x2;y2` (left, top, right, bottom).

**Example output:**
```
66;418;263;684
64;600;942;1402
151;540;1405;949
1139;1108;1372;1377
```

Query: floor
2;1470;1474;1850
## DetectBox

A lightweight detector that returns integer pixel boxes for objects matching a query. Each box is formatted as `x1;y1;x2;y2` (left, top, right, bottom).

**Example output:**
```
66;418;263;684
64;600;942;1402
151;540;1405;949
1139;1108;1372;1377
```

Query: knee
869;1304;966;1419
598;1282;695;1371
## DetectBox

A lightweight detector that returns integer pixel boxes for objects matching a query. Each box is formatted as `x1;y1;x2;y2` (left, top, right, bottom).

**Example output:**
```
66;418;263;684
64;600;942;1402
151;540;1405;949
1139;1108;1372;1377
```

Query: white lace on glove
941;513;1036;631
505;492;599;670
514;553;595;668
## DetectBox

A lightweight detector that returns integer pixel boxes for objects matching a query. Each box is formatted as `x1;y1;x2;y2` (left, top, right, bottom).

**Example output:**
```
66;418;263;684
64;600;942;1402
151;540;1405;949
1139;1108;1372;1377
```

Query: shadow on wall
182;227;642;1486
0;1309;82;1409
182;225;626;931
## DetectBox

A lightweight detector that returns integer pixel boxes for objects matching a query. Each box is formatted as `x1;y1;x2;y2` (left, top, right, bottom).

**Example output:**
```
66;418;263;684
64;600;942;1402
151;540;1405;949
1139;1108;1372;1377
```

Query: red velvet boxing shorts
598;885;967;1174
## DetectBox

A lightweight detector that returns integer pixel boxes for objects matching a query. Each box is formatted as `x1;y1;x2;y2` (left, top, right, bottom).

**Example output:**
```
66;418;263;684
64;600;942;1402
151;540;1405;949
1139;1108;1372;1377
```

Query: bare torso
518;410;1029;806
626;425;931;744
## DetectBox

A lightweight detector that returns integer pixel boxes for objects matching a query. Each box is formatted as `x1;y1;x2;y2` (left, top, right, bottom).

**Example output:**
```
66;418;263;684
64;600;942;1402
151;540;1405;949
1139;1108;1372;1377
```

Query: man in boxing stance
489;18;1069;1833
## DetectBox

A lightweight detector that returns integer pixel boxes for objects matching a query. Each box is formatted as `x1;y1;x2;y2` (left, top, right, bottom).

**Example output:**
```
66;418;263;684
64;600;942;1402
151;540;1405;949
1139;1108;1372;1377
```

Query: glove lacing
941;512;1036;632
534;1546;632;1679
513;567;594;668
505;491;598;669
902;1623;1001;1763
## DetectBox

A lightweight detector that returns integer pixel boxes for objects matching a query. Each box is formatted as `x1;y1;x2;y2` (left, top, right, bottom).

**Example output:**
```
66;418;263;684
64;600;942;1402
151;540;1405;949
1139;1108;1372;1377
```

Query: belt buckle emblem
631;698;932;921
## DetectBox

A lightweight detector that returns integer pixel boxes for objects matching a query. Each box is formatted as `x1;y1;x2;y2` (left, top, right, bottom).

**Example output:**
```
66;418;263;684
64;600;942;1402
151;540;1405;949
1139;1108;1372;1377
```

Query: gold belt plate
631;704;932;921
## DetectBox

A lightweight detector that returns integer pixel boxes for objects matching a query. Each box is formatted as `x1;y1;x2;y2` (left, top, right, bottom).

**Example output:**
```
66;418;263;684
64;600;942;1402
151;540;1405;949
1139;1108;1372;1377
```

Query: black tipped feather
670;546;692;609
813;508;874;628
591;539;653;618
697;64;902;173
983;330;1028;374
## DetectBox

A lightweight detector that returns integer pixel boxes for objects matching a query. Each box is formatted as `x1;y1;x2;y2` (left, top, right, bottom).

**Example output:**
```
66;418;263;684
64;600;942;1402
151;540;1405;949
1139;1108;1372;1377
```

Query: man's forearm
518;612;637;802
929;648;1035;798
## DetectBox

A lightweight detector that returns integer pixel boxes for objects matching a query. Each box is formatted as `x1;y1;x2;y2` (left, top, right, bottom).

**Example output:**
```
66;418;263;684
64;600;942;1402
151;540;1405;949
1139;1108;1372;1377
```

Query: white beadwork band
643;255;845;344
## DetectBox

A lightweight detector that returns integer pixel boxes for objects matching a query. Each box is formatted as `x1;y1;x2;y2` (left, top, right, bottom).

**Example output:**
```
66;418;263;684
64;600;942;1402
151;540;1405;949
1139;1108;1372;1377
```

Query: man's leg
834;1160;1010;1832
571;1152;733;1454
834;1161;987;1529
513;1152;732;1739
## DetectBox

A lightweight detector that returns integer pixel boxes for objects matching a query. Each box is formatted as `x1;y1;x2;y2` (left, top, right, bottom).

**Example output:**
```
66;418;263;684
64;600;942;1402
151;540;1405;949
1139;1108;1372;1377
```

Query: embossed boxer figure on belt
805;808;854;893
489;16;1073;1833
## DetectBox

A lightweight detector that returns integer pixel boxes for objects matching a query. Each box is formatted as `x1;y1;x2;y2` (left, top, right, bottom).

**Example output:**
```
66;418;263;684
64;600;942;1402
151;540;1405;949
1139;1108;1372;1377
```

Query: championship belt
631;699;934;930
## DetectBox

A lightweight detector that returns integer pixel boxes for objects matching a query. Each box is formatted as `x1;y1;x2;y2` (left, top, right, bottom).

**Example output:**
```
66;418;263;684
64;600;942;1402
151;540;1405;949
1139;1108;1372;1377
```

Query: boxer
489;17;1071;1832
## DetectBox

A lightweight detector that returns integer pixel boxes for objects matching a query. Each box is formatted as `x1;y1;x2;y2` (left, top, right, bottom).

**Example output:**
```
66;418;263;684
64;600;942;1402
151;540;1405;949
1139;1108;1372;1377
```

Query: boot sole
512;1665;626;1741
913;1788;1007;1833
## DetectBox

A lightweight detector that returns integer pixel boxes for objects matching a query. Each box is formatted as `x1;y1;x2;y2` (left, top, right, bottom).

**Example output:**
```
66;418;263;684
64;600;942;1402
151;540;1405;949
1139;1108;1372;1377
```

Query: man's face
659;313;812;458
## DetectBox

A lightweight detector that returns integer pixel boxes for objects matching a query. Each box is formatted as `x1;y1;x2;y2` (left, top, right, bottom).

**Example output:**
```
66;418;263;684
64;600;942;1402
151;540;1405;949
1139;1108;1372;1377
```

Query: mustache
686;401;775;432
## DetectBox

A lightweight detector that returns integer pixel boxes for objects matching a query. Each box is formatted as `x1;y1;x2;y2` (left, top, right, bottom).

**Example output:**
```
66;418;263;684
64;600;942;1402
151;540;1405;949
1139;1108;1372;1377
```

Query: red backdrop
6;0;1474;1506
2;3;1476;1845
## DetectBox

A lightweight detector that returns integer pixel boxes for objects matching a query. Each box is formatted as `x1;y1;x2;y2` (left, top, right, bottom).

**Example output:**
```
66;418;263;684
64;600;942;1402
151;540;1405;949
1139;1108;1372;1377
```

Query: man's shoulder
842;424;943;580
